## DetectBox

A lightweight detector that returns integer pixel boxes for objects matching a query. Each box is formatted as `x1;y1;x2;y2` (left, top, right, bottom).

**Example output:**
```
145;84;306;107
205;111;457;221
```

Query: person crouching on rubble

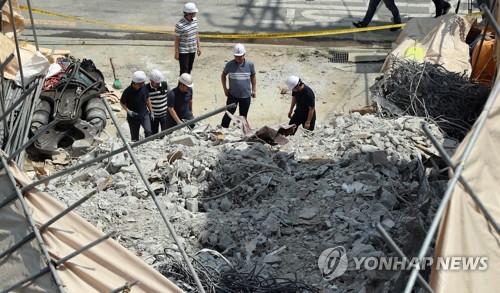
285;75;316;135
120;71;154;142
166;73;196;129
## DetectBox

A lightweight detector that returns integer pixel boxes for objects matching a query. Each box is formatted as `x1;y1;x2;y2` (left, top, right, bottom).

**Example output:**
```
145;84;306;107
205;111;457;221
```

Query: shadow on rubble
158;133;448;291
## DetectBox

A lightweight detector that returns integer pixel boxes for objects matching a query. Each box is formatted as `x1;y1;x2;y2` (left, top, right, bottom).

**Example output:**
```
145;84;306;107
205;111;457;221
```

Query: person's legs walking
354;0;383;27
432;0;444;17
384;0;401;24
221;95;239;128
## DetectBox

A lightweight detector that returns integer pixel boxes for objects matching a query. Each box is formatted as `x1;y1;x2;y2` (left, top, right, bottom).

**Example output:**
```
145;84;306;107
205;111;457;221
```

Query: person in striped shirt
147;69;170;135
174;2;201;76
220;43;257;128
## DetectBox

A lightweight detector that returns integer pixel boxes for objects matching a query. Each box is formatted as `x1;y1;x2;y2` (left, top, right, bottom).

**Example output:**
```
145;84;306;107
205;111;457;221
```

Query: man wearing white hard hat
120;71;154;141
147;69;170;135
166;73;196;129
220;43;257;128
285;75;316;135
174;2;201;75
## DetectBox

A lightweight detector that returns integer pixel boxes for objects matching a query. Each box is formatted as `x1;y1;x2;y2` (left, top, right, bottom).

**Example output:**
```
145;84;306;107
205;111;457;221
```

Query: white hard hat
233;43;246;56
286;75;300;91
179;73;193;87
149;69;163;83
132;71;147;83
183;2;198;13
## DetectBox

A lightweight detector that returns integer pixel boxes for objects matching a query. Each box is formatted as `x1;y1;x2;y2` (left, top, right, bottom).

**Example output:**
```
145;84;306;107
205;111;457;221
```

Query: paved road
17;0;472;36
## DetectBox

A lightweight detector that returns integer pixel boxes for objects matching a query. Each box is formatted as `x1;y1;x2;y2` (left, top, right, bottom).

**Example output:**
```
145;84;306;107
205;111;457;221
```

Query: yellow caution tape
20;5;483;39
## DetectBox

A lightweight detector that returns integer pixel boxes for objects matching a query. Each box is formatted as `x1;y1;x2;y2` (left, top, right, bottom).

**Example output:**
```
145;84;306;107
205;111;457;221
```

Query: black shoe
353;21;367;28
442;1;451;15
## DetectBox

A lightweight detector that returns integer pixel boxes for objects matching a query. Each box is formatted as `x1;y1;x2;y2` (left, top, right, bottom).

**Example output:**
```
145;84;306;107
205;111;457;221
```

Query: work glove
127;110;138;117
150;112;155;121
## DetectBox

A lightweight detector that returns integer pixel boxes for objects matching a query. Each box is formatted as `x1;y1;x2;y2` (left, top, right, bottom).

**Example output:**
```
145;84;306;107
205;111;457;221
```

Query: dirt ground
51;39;386;131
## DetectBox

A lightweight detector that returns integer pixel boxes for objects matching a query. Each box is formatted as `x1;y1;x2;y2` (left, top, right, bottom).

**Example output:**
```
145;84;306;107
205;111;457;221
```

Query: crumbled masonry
42;112;449;292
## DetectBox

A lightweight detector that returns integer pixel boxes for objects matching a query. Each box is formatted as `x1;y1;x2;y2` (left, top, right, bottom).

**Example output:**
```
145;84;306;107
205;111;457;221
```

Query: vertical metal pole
101;98;207;293
376;223;434;293
0;189;98;259
1;232;113;293
0;103;235;210
0;81;37;122
25;0;39;51
0;156;64;292
6;119;59;163
7;0;25;89
422;124;500;234
404;44;500;292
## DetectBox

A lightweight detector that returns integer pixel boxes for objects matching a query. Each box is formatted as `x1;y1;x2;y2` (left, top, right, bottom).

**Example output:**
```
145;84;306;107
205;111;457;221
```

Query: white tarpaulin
0;158;182;292
429;6;500;292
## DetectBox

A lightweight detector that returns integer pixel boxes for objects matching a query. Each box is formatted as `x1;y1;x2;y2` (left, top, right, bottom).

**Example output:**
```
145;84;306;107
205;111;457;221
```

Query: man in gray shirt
220;43;256;128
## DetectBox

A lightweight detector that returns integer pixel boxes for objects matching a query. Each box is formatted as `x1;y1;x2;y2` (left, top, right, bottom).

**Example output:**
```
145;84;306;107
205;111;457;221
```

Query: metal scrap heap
374;55;490;140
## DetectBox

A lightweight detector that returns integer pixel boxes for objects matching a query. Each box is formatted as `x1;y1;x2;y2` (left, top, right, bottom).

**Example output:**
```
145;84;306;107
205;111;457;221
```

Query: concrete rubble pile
40;112;450;292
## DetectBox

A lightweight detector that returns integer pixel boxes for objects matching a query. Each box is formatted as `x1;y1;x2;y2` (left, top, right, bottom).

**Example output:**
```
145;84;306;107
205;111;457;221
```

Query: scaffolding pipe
1;231;114;293
0;188;99;259
7;0;25;90
376;223;434;293
0;53;14;72
404;21;500;291
0;156;64;292
422;124;500;234
0;82;37;122
6;119;58;163
102;98;206;293
12;76;45;166
0;103;236;209
108;280;140;293
25;0;39;51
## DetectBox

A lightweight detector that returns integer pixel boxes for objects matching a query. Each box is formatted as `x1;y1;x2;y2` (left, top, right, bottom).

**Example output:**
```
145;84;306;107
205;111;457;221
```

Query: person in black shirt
166;73;195;129
285;75;316;135
120;71;154;141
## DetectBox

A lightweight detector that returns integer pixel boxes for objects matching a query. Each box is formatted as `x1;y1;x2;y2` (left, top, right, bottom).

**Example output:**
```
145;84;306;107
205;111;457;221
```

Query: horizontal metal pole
0;53;14;72
376;223;434;293
6;119;59;163
1;231;114;293
0;189;98;259
0;156;64;292
102;98;208;293
0;103;235;210
405;14;500;289
108;280;140;293
422;124;499;234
